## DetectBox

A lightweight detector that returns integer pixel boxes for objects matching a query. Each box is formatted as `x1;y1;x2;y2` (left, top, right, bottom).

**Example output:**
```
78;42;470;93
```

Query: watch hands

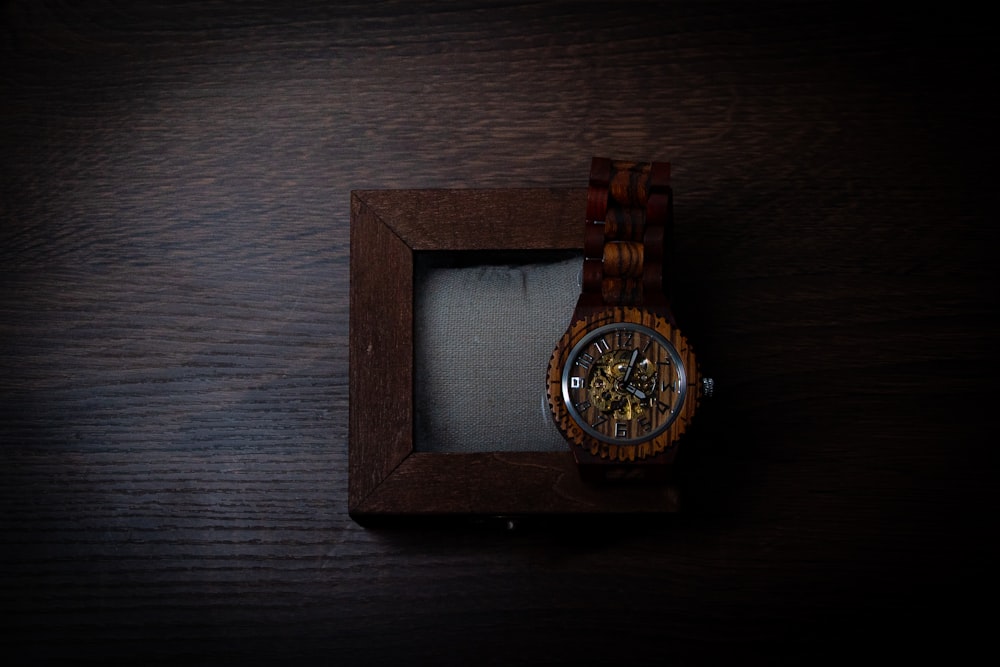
620;348;639;387
608;349;654;402
623;384;649;401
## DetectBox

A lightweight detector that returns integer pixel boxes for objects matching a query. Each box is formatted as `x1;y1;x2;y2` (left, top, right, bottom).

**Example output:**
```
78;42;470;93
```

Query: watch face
561;322;687;445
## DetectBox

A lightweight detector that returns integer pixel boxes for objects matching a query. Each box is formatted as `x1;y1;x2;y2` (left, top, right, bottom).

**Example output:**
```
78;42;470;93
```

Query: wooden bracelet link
582;157;672;308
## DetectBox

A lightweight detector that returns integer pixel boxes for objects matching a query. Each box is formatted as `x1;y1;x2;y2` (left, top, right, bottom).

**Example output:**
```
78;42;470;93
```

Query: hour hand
623;384;648;401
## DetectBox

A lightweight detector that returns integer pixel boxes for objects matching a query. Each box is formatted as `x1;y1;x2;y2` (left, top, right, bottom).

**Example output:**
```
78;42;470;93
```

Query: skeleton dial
561;322;687;445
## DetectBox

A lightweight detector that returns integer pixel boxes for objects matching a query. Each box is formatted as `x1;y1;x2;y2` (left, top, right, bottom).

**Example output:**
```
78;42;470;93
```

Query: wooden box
349;189;680;523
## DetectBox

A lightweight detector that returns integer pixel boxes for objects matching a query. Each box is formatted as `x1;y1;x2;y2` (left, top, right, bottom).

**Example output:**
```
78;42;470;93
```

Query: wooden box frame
349;188;680;523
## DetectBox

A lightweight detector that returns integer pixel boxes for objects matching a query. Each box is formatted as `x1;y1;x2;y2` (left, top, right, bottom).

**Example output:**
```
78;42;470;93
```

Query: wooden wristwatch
546;157;712;479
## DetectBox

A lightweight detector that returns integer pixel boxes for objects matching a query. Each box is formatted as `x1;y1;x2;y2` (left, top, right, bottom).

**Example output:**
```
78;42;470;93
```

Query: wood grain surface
2;2;996;664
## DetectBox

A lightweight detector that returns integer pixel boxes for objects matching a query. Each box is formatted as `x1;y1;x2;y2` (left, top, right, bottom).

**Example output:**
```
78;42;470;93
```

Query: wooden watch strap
582;157;672;308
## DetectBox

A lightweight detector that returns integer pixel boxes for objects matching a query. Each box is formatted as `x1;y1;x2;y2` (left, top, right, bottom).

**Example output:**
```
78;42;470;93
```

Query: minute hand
621;349;639;386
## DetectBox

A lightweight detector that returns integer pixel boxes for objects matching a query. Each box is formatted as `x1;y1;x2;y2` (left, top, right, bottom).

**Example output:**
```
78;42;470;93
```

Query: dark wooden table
2;2;995;663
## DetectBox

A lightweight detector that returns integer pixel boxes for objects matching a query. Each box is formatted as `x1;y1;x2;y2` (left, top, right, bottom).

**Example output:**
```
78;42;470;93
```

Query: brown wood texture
358;452;679;516
601;241;643;278
585;157;671;306
349;194;414;507
2;2;996;664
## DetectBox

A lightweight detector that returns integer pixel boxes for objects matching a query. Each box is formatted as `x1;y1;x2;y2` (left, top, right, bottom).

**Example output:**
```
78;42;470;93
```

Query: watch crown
701;377;715;398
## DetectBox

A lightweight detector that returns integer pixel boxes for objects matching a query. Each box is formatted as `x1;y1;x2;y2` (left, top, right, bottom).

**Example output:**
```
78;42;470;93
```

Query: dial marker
641;337;653;354
615;329;634;349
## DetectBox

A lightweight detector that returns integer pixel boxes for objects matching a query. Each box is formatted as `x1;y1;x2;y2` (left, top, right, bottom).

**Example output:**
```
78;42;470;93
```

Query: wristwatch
546;157;712;480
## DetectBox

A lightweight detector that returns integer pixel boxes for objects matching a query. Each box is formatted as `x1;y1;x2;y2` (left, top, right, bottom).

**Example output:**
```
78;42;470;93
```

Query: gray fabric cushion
414;257;579;452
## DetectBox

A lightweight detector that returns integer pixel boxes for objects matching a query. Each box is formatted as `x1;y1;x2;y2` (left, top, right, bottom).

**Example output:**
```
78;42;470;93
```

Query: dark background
2;2;996;664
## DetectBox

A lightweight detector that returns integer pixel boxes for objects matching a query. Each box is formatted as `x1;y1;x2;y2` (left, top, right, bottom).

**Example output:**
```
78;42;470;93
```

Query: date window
570;376;584;389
